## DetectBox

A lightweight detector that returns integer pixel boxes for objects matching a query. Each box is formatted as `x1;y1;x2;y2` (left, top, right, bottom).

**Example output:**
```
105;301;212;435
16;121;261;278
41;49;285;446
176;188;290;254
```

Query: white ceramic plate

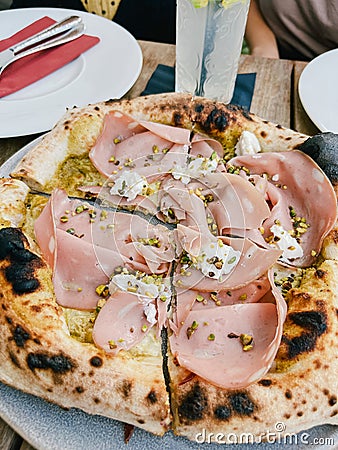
298;48;338;133
0;141;338;450
0;8;142;138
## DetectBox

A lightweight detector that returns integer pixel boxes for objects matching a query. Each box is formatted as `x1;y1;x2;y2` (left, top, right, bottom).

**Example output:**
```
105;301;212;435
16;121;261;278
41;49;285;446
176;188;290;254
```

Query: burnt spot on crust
119;380;133;399
315;269;326;279
283;334;317;360
173;112;185;127
147;390;158;404
90;356;103;367
285;389;292;399
258;379;272;387
75;386;85;394
228;392;255;416
27;352;75;374
13;325;30;347
214;405;232;421
192;103;252;134
0;228;42;295
329;396;337;406
282;311;328;360
289;311;327;336
178;383;208;421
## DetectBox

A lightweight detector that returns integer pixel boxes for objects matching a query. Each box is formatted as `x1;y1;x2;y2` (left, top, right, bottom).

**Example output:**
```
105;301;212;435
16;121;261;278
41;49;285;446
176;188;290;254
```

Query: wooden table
0;40;319;450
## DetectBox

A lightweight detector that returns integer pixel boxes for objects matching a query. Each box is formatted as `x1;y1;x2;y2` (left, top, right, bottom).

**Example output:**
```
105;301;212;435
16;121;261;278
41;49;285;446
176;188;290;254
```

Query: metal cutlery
0;16;85;77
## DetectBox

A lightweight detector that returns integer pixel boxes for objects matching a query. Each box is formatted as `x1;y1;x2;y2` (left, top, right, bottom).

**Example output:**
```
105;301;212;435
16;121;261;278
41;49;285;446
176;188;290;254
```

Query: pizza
0;93;337;444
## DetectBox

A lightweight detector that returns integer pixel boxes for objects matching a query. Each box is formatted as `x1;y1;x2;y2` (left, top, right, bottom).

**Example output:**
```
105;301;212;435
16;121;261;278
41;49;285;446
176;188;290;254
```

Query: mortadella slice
169;268;287;389
52;229;127;309
229;150;337;266
169;303;279;389
89;110;145;177
92;291;154;355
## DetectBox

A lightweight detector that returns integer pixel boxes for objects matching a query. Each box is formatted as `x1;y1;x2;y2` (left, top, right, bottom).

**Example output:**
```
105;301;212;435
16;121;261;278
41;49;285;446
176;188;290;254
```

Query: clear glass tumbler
175;0;250;103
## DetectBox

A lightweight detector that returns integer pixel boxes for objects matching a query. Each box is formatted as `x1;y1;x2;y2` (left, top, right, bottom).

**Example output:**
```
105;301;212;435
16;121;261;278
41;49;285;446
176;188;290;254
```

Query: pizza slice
0;178;172;435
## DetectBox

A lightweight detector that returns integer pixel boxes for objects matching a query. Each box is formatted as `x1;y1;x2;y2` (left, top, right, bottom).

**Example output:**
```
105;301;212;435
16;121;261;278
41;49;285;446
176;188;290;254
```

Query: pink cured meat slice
89;110;145;177
169;269;286;389
92;291;154;354
169;303;279;389
229;150;337;266
52;229;127;309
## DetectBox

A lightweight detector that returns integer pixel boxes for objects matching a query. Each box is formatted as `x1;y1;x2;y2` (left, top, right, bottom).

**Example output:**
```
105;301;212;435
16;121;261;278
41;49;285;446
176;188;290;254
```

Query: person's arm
245;0;279;59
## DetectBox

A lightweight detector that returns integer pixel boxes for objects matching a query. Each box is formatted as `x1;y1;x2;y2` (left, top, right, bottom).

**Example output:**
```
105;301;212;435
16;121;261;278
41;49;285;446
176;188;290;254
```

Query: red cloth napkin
0;16;100;98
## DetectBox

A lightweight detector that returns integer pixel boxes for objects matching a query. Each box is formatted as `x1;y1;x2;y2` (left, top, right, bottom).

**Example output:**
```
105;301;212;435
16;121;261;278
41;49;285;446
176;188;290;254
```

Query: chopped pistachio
108;340;117;349
228;256;237;265
95;284;109;297
208;333;215;341
240;333;254;351
187;320;199;339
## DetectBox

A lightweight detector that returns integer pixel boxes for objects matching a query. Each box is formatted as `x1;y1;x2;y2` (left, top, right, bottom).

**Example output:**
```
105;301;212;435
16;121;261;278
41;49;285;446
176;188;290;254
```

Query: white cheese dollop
235;131;261;156
190;239;241;281
270;224;303;261
172;156;218;185
143;303;157;326
110;172;148;201
109;274;159;298
110;273;171;300
109;273;171;326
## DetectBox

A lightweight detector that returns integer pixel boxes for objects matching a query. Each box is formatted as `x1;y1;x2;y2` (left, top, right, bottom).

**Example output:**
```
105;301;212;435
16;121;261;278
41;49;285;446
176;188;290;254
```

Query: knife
0;16;85;77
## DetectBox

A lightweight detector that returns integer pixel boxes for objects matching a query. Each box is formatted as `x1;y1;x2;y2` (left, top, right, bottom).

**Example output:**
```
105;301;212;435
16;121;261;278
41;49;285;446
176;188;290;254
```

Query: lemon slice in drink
221;0;244;7
190;0;209;7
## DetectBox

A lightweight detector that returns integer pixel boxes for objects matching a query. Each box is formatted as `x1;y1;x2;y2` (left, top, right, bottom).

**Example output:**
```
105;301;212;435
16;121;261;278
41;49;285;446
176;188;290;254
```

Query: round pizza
0;93;337;443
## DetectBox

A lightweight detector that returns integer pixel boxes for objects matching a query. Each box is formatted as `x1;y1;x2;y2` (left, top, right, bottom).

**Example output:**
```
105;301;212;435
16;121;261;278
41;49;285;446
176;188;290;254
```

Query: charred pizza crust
0;93;337;442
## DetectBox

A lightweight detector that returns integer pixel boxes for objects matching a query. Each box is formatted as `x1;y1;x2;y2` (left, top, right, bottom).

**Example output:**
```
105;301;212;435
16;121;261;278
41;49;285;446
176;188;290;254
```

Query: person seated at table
245;0;338;61
9;0;176;44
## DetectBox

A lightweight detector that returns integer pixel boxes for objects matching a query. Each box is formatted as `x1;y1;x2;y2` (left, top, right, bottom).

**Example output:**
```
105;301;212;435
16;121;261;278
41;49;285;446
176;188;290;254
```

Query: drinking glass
175;0;250;103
